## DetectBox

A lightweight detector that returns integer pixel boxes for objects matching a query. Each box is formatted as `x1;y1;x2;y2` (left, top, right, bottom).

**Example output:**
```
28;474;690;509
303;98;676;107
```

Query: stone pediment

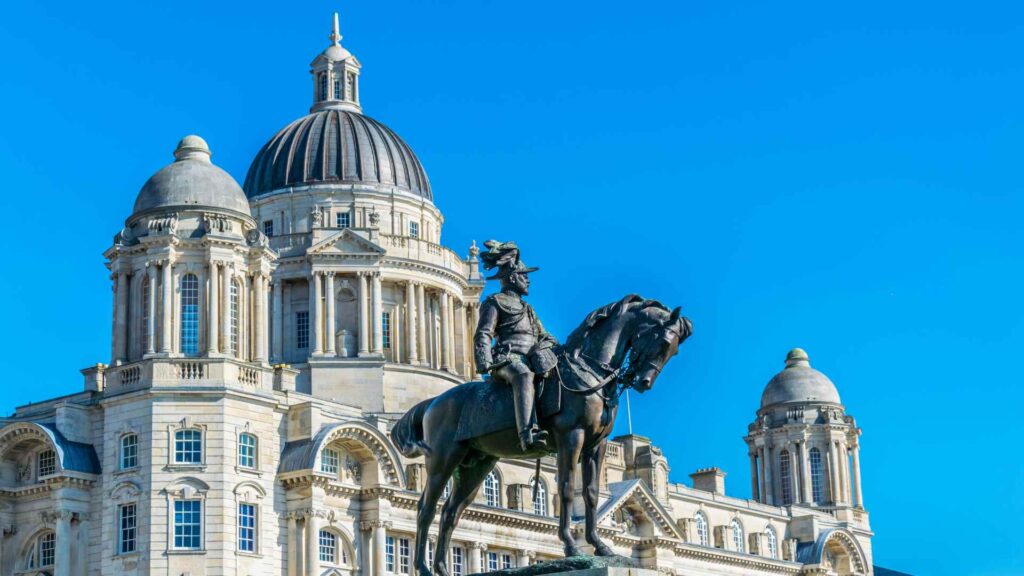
595;479;682;540
308;229;386;258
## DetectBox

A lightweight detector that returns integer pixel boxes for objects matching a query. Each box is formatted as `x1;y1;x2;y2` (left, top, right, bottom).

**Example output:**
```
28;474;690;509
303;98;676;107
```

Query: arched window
180;273;199;355
731;519;745;553
142;276;150;352
765;526;779;559
483;471;500;507
319;529;337;563
333;79;342;99
531;477;548;516
779;449;793;505
442;479;452;499
37;449;56;477
810;447;825;503
174;429;203;464
120;433;138;470
229;280;240;356
24;531;55;569
238;433;257;469
694;512;709;547
319;73;328;101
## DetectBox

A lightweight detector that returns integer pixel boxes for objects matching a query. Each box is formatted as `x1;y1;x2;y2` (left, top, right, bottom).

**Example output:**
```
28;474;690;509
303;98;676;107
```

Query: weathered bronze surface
392;241;692;576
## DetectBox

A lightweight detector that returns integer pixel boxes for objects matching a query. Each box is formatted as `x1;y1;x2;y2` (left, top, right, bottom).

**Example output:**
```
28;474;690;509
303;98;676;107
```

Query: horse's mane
563;294;669;352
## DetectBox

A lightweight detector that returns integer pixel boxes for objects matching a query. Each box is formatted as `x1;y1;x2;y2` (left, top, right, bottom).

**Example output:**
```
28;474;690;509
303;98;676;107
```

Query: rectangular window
180;274;200;355
487;552;498;572
238;434;257;469
39;533;55;567
502;554;514;569
336;212;351;228
320;530;337;563
174;429;203;464
119;504;137;554
334;79;342;100
296;311;310;349
386;536;396;572
399;538;410;574
408;221;419;238
382;311;392;349
120;434;138;470
321;448;339;474
38;450;56;477
452;547;464;576
238;503;256;553
173;500;202;550
263;220;274;237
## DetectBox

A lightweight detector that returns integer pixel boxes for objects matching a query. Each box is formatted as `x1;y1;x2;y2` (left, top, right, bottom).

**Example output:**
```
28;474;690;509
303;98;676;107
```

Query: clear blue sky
1;1;1020;574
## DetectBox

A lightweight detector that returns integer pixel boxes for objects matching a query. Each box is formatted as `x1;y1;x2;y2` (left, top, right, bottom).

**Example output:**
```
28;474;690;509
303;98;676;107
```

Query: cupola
310;13;362;113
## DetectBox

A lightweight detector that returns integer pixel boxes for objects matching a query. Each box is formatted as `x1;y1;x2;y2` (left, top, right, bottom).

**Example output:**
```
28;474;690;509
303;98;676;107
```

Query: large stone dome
760;348;842;408
243;109;432;200
133;135;252;217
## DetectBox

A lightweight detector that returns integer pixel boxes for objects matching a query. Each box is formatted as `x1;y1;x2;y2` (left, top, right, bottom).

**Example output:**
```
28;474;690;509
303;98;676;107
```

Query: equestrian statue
391;241;693;576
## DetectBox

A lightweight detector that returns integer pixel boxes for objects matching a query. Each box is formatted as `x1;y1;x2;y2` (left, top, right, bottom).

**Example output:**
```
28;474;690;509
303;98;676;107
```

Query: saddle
453;373;561;442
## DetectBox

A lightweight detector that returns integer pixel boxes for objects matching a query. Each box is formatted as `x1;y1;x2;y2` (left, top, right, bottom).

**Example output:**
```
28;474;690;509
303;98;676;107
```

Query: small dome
760;348;841;408
243;109;431;200
133;136;251;217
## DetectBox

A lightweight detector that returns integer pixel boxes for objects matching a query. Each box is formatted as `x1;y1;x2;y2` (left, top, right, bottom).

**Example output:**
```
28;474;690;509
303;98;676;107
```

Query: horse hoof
594;544;615;557
565;546;584;557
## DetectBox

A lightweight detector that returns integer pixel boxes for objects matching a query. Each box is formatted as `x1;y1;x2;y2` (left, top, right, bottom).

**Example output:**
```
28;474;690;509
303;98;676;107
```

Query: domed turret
760;348;841;409
133;135;251;217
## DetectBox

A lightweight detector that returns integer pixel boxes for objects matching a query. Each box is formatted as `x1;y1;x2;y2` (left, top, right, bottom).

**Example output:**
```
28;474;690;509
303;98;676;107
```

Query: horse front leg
557;429;585;557
582;441;614;556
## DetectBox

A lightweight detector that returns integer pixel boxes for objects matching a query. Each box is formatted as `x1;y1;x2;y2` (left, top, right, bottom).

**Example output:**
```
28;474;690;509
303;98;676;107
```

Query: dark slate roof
874;567;914;576
243;109;432;200
38;423;101;475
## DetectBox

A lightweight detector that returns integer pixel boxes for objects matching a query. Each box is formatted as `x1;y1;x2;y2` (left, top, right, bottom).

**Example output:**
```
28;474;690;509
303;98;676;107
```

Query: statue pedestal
477;555;652;576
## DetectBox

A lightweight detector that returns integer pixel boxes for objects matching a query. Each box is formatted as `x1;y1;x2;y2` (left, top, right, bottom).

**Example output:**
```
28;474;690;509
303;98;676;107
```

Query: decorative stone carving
368;210;380;227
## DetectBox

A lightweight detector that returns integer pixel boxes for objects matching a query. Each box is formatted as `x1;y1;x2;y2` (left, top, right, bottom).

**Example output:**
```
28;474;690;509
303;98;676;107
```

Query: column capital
359;519;392;531
469;541;488;551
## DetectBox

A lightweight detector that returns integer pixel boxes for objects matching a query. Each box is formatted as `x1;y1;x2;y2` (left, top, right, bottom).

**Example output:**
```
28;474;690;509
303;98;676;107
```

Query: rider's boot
513;373;546;451
519;428;548;452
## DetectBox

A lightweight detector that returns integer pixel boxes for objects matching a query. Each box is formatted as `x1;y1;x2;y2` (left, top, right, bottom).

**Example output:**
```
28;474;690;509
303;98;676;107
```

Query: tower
745;348;865;510
310;12;362;113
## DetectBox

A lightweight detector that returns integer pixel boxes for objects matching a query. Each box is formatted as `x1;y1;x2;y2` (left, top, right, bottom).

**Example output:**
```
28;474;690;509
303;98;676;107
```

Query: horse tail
390;398;433;458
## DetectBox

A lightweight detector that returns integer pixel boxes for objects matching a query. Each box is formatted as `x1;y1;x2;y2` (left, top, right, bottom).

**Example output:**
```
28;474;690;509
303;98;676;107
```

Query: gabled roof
596;479;683;540
307;228;386;257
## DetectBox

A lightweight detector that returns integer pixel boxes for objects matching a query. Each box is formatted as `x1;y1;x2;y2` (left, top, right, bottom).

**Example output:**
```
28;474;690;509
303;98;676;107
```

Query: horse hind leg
435;452;499;576
415;445;468;576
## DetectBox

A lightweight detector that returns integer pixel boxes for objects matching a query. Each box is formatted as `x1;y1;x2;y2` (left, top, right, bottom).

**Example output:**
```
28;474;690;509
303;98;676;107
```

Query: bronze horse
391;295;692;576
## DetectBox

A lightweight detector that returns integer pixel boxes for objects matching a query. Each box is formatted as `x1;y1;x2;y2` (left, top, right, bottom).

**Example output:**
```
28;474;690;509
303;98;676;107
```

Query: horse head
626;305;693;392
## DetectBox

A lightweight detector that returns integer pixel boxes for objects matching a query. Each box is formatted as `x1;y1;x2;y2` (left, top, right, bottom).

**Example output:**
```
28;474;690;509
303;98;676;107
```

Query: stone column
373;521;390;576
469;542;486;573
454;298;466;375
311;272;323;356
357;273;370;356
207;262;220;354
851;444;864;508
325;271;336;356
439;291;450;371
305;512;320;576
371;273;383;354
287;513;299;576
749;452;760;502
763;445;774;505
161;261;173;354
146;265;157;355
828;441;841;504
416;283;427;365
54;510;72;576
221;263;231;353
255;274;268;362
406;282;418;364
114;271;129;362
788;446;800;505
468;302;480;373
800;440;813;503
272;280;284;362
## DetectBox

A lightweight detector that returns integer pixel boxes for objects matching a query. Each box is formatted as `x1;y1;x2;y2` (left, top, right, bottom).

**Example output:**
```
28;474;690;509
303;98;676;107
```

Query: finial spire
329;12;342;46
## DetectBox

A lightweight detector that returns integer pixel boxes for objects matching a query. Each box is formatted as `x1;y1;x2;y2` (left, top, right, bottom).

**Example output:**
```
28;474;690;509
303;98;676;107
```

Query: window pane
532;478;547;516
386;536;395;572
38;449;56;477
239;433;257;469
121;434;138;469
40;532;56;566
382;312;392;349
484;472;499;507
810;448;825;503
229;281;239;356
174;429;202;464
319;529;337;563
399;538;410;574
779;450;793;505
297;311;310;349
180;274;199;355
120;504;137;554
174;500;202;549
452;547;464;576
238;503;256;552
321;448;339;474
336;212;350;228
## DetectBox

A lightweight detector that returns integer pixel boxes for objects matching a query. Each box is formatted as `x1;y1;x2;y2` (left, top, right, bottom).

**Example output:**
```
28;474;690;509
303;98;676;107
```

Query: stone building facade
0;15;873;576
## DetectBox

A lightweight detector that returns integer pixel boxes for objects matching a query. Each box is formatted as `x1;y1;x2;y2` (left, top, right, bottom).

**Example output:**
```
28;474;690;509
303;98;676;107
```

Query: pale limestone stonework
0;15;873;576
